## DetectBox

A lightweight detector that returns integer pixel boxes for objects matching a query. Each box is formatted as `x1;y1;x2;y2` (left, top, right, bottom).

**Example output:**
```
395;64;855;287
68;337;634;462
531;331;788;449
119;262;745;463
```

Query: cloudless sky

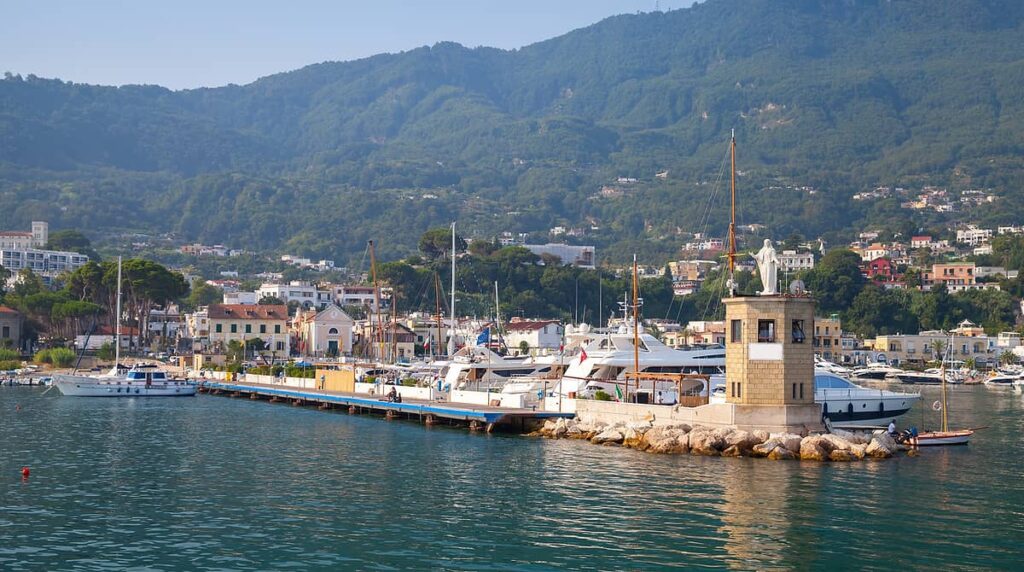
3;0;696;90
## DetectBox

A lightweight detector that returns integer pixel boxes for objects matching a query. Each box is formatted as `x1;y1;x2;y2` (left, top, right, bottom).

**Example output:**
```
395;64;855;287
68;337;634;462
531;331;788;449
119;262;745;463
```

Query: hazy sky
3;0;695;90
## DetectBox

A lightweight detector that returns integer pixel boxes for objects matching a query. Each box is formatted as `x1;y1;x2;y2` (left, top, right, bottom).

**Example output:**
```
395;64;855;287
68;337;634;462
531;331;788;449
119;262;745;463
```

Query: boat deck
199;381;573;431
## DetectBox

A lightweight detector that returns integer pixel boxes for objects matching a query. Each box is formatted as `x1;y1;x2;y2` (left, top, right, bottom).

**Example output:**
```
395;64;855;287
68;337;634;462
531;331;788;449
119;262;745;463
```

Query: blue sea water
1;384;1022;570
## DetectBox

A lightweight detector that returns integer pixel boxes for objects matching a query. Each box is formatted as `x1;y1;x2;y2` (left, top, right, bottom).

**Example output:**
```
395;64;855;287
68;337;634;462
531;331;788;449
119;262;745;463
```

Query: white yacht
54;364;196;397
850;362;905;382
985;371;1022;386
887;370;946;385
711;369;919;427
439;346;558;391
549;325;724;401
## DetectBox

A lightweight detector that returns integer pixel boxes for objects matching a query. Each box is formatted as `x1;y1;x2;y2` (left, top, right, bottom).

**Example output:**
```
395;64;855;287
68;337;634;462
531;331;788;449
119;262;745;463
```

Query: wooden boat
911;428;974;446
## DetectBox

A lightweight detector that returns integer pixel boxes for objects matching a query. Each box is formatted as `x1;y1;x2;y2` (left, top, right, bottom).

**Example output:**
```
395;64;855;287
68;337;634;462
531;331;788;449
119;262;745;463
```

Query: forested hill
2;0;1024;264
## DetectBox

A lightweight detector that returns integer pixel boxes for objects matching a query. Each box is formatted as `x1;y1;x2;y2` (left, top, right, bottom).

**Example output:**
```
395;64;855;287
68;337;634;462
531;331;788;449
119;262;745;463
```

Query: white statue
752;239;780;295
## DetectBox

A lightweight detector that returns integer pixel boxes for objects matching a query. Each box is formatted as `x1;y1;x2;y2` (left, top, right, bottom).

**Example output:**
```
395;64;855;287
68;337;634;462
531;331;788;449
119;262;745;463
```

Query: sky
3;0;696;90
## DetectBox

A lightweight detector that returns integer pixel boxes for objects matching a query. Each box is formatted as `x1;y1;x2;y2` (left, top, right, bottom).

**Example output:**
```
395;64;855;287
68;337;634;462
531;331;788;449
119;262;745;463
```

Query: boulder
642;427;689;454
829;449;856;462
724;429;758;452
771;433;804;454
799;437;829;461
751;439;781;458
820;434;853;452
688;429;721;456
752;430;771;444
831;427;870;445
866;434;896;459
850;443;868;460
720;445;744;457
767;447;797;460
591;428;624;445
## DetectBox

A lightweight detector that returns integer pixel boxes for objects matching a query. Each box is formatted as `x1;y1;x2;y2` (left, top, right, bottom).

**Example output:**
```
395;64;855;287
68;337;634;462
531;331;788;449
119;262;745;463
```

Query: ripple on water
1;387;1023;570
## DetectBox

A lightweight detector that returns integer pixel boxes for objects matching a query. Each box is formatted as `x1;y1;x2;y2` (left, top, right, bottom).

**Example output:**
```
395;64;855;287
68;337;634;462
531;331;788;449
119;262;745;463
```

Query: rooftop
208;304;288;321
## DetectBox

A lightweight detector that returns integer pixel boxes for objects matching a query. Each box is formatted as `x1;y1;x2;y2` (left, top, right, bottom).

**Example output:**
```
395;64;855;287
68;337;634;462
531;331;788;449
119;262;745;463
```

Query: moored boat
54;364;196;397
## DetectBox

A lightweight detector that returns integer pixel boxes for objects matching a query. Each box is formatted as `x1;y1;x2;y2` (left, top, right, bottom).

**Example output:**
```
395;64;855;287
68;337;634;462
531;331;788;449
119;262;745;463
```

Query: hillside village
4;211;1024;374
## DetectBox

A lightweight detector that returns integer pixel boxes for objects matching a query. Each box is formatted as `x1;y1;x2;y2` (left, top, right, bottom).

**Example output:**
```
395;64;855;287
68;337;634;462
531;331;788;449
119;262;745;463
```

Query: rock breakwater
533;418;903;461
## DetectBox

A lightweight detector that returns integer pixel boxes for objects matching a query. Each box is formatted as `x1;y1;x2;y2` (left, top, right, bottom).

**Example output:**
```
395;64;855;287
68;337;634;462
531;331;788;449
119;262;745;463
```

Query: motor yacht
54;364;196;397
850;363;905;382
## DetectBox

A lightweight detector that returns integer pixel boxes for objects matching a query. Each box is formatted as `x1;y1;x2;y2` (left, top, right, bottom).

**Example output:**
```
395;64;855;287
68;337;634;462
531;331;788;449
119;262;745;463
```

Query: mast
727;129;737;297
597;250;603;329
114;256;122;368
434;273;443;361
632;254;640;403
368;240;385;363
494;281;502;353
941;335;950;432
448;222;457;356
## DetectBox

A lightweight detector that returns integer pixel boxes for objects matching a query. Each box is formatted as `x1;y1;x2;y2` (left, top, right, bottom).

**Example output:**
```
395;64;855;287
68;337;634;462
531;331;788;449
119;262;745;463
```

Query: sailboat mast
941;335;950;432
727;129;737;296
114;256;122;366
632;254;640;402
434;273;443;361
368;240;385;362
494;281;501;352
448;222;456;356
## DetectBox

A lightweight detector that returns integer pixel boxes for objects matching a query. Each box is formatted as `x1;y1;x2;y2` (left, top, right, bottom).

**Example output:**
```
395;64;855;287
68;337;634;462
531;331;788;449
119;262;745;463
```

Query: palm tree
1000;350;1016;366
930;339;947;367
964;356;977;371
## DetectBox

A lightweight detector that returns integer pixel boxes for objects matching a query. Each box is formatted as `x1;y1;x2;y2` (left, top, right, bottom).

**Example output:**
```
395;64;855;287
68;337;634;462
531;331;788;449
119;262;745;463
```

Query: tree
803;250;866;313
259;295;284;305
518;340;529;355
184;280;223;309
418;227;466;261
1000;350;1016;366
930;339;947;366
97;342;115;362
46;230;100;260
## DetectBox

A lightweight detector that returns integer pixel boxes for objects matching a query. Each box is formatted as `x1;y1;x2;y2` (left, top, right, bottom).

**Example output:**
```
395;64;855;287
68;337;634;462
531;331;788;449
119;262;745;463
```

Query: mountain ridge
2;0;1023;264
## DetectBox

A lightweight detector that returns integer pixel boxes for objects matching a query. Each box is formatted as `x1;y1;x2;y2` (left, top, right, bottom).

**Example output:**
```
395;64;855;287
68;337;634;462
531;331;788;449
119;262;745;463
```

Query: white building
257;282;330;309
224;291;258;305
504;319;564;354
0;221;48;250
778;250;815;271
148;306;181;339
523;244;596;269
956;225;993;246
1;247;89;279
330;285;388;312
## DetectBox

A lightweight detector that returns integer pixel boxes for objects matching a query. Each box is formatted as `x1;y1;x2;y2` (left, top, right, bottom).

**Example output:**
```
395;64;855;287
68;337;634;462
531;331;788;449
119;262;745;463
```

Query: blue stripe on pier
202;381;574;425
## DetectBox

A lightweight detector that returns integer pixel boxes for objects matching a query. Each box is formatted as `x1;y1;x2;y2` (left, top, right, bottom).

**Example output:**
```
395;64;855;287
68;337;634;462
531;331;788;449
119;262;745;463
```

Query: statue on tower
752;239;780;295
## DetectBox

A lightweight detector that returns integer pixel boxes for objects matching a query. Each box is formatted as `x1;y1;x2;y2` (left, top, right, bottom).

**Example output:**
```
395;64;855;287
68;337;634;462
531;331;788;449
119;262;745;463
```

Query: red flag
580;348;588;362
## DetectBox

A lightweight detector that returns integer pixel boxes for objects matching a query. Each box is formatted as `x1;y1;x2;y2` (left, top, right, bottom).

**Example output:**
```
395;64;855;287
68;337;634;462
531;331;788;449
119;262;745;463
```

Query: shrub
594;390;612;401
0;349;19;361
0;360;21;371
401;378;417;387
97;342;115;362
49;348;77;368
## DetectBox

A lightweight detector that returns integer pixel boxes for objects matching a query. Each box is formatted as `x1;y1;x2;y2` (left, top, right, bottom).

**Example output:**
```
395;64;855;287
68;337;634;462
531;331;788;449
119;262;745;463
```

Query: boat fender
20;467;30;479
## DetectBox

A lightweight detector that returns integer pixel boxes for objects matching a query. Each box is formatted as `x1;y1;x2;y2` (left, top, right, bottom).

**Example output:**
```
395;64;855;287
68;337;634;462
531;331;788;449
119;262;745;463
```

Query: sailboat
910;337;973;446
53;256;196;397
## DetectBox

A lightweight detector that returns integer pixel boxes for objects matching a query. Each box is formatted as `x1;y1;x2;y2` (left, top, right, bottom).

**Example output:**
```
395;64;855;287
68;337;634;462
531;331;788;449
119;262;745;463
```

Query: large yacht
439;346;558;391
54;364;196;397
711;369;919;427
850;362;905;382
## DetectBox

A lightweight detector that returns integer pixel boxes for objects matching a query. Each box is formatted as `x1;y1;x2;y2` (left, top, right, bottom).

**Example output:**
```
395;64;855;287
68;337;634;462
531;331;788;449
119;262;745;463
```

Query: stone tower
31;221;48;248
723;295;817;412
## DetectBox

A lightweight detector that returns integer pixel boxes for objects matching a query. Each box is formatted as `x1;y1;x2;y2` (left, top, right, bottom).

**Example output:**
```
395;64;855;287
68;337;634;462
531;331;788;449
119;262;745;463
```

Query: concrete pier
199;381;573;432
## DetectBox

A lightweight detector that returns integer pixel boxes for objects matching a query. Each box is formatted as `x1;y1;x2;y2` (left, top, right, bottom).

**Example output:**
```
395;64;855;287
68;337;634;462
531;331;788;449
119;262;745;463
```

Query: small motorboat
984;372;1021;386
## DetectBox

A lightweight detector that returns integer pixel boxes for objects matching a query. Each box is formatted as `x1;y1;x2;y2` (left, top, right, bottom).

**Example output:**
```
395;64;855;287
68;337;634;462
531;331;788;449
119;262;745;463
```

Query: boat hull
54;375;196;397
911;430;973;446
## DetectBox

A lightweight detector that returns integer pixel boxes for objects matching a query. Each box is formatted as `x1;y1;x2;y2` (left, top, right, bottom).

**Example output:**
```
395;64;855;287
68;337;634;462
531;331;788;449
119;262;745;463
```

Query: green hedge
33;348;77;368
0;349;19;361
0;360;21;371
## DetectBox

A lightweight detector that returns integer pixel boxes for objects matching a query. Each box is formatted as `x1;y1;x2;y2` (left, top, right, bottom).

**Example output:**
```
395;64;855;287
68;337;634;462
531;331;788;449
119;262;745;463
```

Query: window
245;324;252;334
792;383;797;399
275;325;281;334
730;319;742;343
260;324;267;334
799;383;805;399
329;328;339;335
791;320;805;344
276;341;285;351
757;320;775;343
215;324;222;333
1;326;8;338
230;324;237;334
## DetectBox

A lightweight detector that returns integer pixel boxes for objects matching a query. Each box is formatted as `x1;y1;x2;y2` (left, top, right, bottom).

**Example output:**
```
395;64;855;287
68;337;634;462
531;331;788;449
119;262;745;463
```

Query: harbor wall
575;400;823;434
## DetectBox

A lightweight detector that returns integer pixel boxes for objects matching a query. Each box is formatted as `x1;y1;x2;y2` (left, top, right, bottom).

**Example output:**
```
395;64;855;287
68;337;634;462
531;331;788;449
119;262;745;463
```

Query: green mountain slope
2;0;1023;264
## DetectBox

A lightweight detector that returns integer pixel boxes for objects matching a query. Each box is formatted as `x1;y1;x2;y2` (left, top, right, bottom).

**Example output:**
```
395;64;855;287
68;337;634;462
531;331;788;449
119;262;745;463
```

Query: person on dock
887;419;897;436
386;386;398;402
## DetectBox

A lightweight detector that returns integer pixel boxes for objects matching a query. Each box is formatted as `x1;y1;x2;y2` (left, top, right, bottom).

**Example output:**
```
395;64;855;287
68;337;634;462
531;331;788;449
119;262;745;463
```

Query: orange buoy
21;466;30;479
